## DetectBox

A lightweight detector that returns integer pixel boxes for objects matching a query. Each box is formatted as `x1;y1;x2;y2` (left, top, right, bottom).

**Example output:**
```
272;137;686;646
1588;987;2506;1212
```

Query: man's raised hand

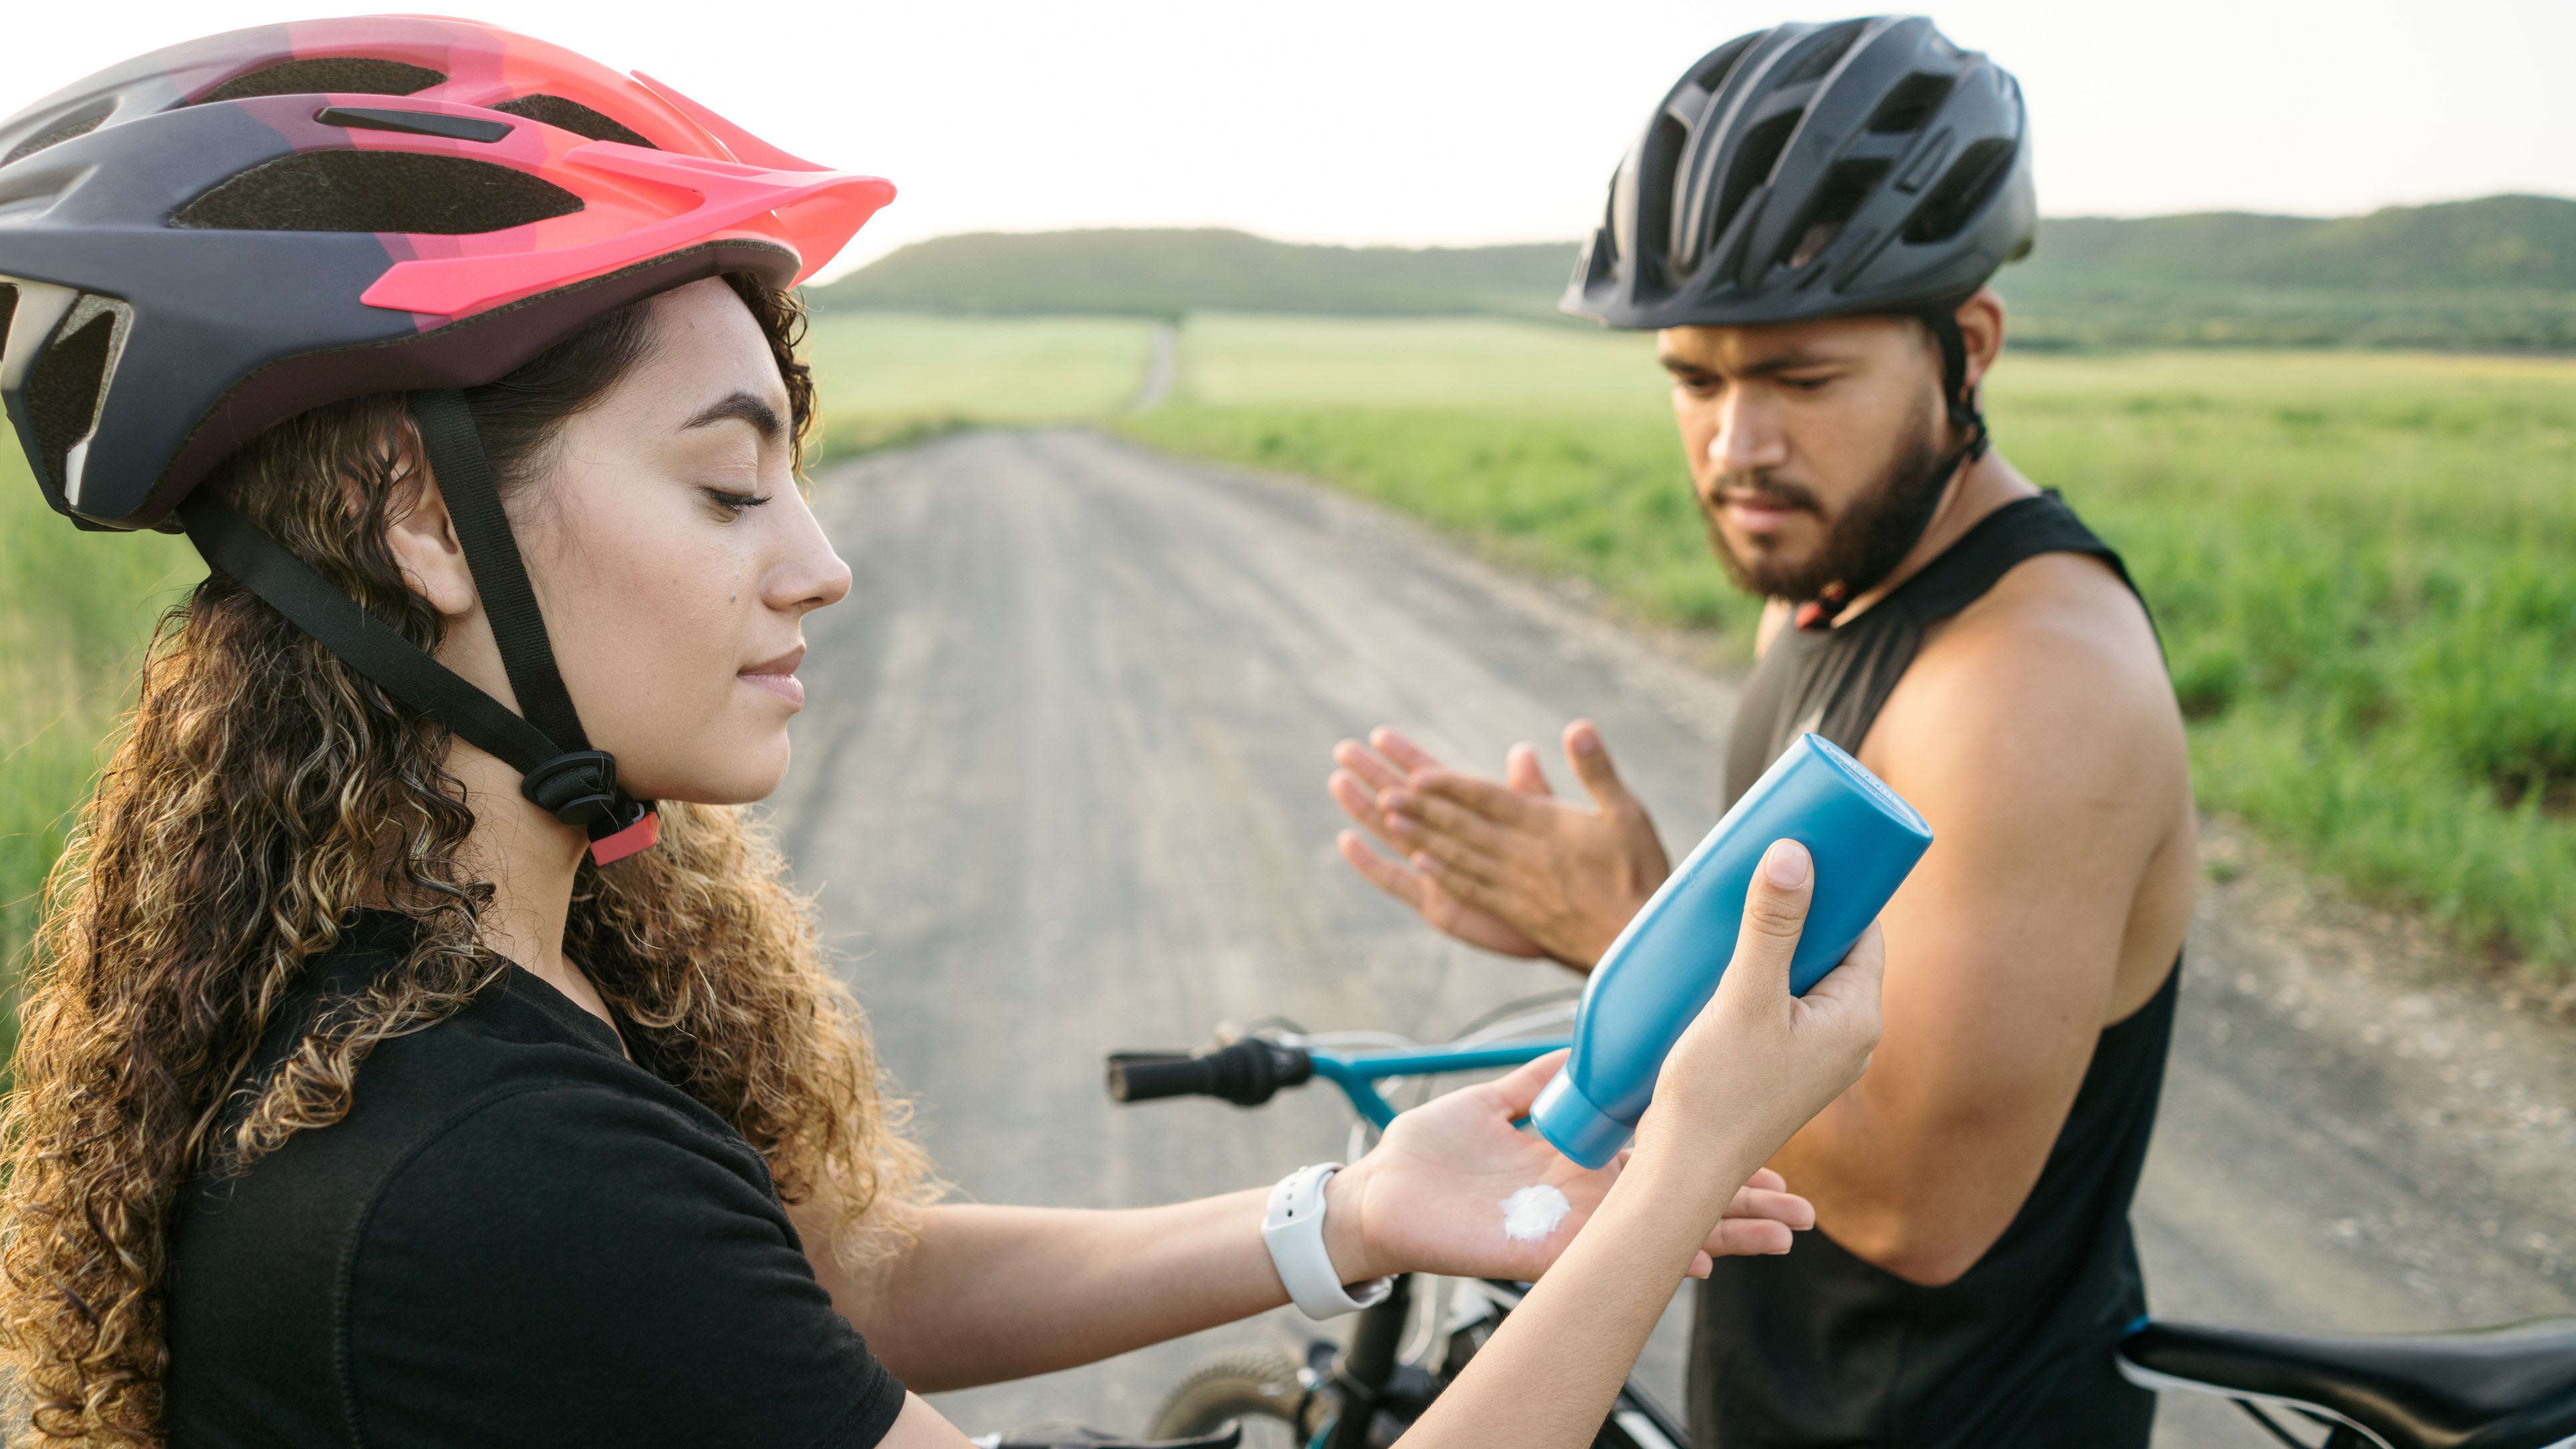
1330;728;1553;958
1328;722;1672;969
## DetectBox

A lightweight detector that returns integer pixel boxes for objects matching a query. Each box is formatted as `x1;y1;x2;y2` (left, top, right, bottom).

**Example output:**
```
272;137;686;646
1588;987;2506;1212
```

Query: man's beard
1701;406;1957;605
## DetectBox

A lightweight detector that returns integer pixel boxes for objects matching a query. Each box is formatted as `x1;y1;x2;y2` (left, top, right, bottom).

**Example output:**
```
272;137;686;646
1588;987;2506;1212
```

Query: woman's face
489;277;849;805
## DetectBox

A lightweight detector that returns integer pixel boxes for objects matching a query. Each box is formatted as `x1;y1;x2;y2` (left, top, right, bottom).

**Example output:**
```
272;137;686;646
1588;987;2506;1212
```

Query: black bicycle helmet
1565;15;2031;441
0;17;895;860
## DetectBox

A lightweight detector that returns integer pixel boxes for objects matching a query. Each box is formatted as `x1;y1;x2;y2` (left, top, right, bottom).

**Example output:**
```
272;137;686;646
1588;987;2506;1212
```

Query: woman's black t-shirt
163;912;907;1448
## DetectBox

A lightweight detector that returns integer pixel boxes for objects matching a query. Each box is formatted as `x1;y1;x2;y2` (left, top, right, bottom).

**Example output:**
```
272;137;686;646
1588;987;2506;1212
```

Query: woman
0;19;1883;1448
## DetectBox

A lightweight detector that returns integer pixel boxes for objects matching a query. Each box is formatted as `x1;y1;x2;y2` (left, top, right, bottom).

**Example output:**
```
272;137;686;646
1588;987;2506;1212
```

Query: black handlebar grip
1105;1038;1314;1106
1105;1053;1218;1102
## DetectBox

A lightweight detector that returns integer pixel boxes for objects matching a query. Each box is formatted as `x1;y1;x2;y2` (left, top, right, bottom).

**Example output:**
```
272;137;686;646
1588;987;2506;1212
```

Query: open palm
1335;1052;1812;1284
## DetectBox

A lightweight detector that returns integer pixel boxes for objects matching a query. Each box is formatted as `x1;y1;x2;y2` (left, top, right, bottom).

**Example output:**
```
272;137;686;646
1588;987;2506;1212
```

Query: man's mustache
1703;471;1826;517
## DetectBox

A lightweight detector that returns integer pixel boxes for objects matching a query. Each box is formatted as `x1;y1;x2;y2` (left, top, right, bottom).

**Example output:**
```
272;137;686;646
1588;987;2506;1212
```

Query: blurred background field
801;312;1157;459
0;445;198;1012
1103;325;2576;974
7;293;2571;998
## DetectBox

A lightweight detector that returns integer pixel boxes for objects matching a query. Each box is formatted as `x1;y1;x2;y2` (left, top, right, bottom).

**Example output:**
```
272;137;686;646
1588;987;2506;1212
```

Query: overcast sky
8;1;2573;279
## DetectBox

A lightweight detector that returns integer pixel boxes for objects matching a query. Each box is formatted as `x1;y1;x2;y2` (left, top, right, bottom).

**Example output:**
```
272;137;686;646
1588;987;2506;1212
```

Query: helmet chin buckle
517;750;655;862
586;809;661;865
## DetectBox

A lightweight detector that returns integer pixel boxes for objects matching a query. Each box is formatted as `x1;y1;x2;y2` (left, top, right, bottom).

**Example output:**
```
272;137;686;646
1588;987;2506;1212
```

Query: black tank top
1689;491;2179;1448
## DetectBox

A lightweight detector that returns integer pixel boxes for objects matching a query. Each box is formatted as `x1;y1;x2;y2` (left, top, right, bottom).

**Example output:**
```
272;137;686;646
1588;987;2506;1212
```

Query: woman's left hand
1321;1051;1813;1284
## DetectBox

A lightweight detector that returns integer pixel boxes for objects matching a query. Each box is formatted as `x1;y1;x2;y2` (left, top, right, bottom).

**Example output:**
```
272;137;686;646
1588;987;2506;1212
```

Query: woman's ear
380;429;477;619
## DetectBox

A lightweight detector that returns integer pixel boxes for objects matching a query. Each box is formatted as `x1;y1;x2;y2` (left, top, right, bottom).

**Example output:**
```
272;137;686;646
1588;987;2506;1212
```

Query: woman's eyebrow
679;390;783;441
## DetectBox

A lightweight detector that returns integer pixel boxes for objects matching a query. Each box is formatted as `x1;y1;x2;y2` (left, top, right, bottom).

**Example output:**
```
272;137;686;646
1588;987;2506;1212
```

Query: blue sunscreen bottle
1531;732;1933;1168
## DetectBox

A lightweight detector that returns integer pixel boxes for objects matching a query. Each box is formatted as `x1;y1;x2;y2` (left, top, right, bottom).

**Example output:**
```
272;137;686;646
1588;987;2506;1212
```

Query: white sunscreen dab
1499;1184;1572;1242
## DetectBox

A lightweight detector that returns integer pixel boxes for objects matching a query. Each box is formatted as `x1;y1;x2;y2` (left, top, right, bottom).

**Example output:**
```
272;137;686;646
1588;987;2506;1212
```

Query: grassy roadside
801;311;1155;464
1121;338;2576;975
0;443;201;997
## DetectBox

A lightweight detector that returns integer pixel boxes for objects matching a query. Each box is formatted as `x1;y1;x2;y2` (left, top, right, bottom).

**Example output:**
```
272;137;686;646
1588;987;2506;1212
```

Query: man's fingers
1389;786;1525;856
1562;720;1641;816
1332;738;1405;794
1505;742;1555;798
1412;850;1525;922
1405;769;1546;828
1370;726;1446;773
1704;1219;1796;1260
1329;770;1403;848
1337;830;1431;910
1728;1184;1817;1231
1411;834;1508;896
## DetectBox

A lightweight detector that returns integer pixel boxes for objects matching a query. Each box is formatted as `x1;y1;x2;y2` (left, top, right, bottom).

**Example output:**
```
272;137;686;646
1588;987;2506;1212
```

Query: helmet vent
1901;137;2014;245
1631;112;1687;277
0;283;17;359
27;309;115;483
1709;109;1801;257
1867;73;1954;135
3;106;110;169
1782;159;1891;269
197;57;446;105
197;57;447;104
1690;35;1762;93
491;95;657;149
170;151;585;235
1780;21;1866;85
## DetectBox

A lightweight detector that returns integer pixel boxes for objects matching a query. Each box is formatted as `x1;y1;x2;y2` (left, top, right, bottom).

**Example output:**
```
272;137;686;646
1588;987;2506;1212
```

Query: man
1328;17;2197;1447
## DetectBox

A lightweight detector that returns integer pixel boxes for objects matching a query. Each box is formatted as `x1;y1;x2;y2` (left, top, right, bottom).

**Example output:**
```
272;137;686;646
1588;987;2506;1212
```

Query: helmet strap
174;395;658;864
1921;306;1992;463
1791;312;1993;632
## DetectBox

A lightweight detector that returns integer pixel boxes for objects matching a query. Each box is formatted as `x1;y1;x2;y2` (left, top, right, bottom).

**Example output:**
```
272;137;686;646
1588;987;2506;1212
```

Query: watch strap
1262;1162;1392;1320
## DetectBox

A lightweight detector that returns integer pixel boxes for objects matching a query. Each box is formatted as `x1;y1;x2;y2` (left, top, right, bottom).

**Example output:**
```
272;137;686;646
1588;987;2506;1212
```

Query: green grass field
1124;324;2576;975
6;315;2569;989
801;311;1155;457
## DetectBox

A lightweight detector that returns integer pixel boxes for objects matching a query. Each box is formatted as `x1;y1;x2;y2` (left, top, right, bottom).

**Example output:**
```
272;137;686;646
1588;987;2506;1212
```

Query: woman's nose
767;499;853;614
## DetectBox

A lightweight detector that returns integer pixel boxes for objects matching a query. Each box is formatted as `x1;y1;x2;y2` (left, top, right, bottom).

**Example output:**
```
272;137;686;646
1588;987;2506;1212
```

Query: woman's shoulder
165;918;903;1449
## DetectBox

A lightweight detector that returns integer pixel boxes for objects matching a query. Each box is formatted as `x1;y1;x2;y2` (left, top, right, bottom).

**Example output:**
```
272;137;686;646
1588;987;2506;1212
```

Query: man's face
1661;314;1956;603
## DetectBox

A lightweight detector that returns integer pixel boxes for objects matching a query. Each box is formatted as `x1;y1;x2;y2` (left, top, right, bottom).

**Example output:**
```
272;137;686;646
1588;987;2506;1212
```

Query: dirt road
774;429;2576;1446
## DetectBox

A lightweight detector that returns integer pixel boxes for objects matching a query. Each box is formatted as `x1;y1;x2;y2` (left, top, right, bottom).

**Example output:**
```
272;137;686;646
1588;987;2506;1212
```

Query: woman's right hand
1635;838;1885;1174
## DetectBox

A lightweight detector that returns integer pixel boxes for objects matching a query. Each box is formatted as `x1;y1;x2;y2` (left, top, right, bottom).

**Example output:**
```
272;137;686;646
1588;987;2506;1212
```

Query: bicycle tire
1148;1350;1307;1447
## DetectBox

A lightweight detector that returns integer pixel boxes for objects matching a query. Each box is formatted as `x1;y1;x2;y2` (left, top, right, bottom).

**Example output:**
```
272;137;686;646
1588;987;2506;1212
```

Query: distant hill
2001;195;2576;349
808;195;2576;350
807;229;1571;319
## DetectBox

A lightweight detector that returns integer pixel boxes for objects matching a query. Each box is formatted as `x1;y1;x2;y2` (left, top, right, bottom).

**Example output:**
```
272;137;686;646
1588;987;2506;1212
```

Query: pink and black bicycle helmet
0;16;895;860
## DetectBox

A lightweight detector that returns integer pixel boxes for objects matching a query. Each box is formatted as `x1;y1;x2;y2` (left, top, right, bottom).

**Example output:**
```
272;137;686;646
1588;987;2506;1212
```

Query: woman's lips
739;671;805;708
739;645;806;708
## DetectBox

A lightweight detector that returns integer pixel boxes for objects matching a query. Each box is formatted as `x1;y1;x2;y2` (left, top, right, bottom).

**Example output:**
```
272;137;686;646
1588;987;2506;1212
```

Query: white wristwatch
1262;1162;1392;1320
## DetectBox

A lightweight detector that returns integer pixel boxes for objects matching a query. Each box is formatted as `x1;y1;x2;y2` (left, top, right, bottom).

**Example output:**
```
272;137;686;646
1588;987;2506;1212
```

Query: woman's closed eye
701;487;771;517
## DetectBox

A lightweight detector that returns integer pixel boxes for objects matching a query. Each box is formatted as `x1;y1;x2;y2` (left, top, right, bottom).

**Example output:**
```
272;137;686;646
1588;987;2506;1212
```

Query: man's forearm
831;1194;1283;1390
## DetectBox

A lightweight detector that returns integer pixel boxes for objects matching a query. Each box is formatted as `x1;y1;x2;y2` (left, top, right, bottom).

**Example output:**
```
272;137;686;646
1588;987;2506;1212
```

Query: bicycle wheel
1148;1350;1307;1448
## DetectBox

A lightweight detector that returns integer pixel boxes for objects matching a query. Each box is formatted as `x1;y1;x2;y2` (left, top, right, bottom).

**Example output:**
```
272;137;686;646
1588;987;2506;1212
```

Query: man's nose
1711;390;1790;475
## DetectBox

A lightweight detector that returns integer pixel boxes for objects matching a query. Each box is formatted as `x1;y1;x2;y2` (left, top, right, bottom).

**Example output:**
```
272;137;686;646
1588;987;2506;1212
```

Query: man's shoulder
1869;541;2183;810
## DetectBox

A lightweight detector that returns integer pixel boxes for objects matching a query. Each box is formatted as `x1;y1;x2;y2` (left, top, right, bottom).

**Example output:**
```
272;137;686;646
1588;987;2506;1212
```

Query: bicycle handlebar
1105;1037;1314;1106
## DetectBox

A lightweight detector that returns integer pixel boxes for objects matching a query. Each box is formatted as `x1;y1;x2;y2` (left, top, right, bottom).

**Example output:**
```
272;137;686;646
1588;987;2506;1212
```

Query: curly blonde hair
0;278;929;1444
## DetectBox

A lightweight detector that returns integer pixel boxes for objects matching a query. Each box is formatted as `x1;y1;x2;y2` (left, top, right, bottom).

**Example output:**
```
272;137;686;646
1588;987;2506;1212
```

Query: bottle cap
1532;1068;1632;1169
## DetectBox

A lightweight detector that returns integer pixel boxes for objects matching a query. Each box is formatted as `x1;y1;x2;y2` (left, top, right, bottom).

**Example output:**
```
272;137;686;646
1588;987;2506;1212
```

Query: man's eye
1781;375;1835;393
703;488;771;515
